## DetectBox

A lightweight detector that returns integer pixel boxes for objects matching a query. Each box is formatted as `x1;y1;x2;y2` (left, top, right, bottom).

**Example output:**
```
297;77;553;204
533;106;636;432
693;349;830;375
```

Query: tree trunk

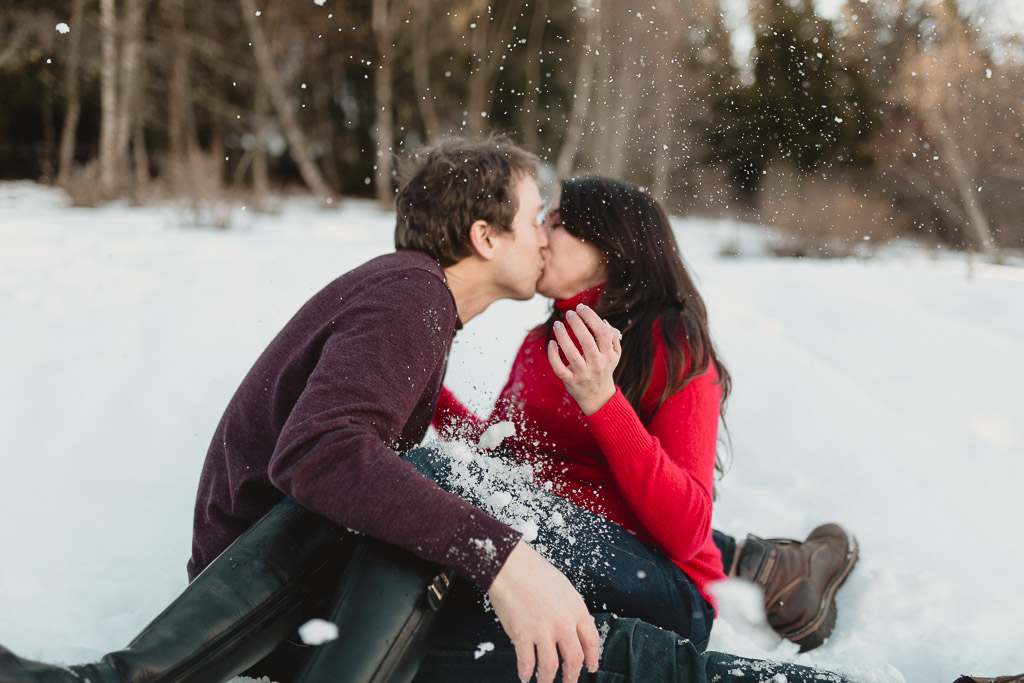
650;7;678;201
57;0;86;187
41;71;57;182
593;42;615;173
556;0;600;177
0;23;31;71
162;0;195;192
465;0;490;135
372;0;395;205
522;0;547;152
133;117;150;196
238;0;333;202
253;81;270;198
98;0;119;194
115;0;147;195
464;0;526;135
934;131;1002;264
412;8;440;141
608;35;640;179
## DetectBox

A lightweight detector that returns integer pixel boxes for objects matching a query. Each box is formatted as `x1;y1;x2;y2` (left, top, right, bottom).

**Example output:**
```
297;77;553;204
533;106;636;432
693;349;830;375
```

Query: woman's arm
585;373;720;563
549;304;719;563
432;385;488;441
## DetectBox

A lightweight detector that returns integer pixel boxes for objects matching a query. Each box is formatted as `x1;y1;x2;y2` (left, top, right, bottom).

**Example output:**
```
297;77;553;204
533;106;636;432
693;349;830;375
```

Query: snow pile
0;184;1022;682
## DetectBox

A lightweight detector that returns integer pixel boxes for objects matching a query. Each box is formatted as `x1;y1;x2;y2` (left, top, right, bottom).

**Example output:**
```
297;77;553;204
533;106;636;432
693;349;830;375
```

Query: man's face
490;174;548;300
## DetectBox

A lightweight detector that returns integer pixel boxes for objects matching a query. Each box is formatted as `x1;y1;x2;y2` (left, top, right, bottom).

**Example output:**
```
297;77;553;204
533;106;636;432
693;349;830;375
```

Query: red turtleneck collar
554;283;605;313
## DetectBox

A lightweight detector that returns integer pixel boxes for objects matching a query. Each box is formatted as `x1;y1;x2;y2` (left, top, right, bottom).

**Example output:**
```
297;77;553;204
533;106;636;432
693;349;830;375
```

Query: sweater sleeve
432;385;488;441
585;368;720;563
267;272;521;588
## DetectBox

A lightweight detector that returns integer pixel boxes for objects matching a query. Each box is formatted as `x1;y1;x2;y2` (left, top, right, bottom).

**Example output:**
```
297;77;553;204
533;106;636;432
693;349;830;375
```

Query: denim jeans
415;610;851;683
406;446;854;683
403;446;713;645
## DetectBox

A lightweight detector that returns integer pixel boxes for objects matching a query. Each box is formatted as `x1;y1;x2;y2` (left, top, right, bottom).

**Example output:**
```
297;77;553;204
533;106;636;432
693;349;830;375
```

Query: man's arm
488;540;601;683
267;271;518;585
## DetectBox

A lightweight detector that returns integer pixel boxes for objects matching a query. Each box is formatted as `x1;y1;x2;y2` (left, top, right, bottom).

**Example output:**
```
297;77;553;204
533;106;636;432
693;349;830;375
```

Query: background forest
1;0;1022;261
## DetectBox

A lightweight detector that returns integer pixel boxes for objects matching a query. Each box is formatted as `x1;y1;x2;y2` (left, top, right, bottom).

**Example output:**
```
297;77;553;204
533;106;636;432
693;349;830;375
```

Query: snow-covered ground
0;181;1021;682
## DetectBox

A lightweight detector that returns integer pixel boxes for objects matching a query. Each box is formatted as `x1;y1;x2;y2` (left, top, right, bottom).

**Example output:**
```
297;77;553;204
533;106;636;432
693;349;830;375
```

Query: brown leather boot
737;523;858;652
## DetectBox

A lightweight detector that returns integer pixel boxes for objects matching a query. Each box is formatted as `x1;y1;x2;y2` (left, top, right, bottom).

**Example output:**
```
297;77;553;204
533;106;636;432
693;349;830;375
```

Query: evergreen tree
710;0;877;191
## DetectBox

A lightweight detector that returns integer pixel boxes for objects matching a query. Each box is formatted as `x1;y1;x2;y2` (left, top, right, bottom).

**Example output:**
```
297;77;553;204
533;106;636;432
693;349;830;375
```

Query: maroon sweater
188;250;521;587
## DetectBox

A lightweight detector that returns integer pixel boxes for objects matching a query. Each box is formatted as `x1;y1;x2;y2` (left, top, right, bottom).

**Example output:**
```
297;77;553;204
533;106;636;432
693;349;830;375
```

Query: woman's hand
547;303;622;415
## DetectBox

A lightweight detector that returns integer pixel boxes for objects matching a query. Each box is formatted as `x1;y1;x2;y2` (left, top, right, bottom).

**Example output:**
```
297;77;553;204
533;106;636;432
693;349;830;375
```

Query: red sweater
433;286;725;607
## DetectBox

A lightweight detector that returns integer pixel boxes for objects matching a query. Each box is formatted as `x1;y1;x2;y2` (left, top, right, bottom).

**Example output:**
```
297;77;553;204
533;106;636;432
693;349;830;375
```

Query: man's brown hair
394;135;539;267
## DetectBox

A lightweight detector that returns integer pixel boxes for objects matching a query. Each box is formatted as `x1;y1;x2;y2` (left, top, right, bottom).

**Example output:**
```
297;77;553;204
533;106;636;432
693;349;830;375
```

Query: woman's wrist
577;386;616;416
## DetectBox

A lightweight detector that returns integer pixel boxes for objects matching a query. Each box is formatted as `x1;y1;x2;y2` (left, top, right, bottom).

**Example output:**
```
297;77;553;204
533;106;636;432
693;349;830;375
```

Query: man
0;136;598;683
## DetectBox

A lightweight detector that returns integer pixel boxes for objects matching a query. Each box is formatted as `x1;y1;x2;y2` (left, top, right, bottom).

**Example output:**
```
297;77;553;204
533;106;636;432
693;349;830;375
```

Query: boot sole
782;533;859;652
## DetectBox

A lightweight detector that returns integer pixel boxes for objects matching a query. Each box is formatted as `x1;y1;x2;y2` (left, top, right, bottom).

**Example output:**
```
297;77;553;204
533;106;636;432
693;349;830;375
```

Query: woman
427;174;733;646
411;178;1014;683
422;176;851;644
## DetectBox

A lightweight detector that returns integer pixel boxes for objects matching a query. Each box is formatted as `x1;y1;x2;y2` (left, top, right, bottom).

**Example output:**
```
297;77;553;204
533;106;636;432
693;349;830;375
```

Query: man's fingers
578;616;601;673
535;639;560;683
513;639;536;683
552;320;585;368
557;634;585;683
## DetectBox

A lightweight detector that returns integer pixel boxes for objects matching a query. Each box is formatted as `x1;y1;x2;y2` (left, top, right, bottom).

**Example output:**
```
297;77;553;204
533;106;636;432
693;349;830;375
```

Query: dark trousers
252;449;850;682
405;447;852;683
418;610;849;683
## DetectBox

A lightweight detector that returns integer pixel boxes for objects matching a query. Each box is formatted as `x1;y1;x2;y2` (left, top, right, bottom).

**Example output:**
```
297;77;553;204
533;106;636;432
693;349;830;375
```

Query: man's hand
487;540;601;683
547;303;622;415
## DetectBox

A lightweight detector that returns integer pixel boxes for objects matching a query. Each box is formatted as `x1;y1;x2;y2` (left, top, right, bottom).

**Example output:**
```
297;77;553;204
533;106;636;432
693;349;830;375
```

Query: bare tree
116;0;149;197
372;0;397;205
238;0;332;202
463;0;527;135
98;0;119;194
521;0;548;152
411;5;441;141
889;1;1007;262
57;0;87;187
160;0;197;192
556;0;601;177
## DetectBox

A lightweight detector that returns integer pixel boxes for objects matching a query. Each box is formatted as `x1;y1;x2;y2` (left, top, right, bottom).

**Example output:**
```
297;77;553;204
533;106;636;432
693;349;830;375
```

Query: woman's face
536;200;607;300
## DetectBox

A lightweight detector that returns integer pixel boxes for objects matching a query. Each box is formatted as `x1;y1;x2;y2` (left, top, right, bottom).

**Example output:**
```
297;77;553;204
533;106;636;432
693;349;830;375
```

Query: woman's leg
404;446;712;643
712;530;740;577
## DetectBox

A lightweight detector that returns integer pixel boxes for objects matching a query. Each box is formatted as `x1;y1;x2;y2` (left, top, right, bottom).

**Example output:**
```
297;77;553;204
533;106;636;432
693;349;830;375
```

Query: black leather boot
0;501;353;683
292;538;456;683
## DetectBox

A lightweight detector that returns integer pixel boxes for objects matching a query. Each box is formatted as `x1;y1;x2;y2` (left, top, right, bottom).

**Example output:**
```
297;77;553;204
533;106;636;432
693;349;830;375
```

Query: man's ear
467;219;499;261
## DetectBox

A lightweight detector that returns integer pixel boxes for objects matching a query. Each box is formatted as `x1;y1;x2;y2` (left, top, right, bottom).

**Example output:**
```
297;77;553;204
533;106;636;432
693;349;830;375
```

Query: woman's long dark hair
545;176;732;477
